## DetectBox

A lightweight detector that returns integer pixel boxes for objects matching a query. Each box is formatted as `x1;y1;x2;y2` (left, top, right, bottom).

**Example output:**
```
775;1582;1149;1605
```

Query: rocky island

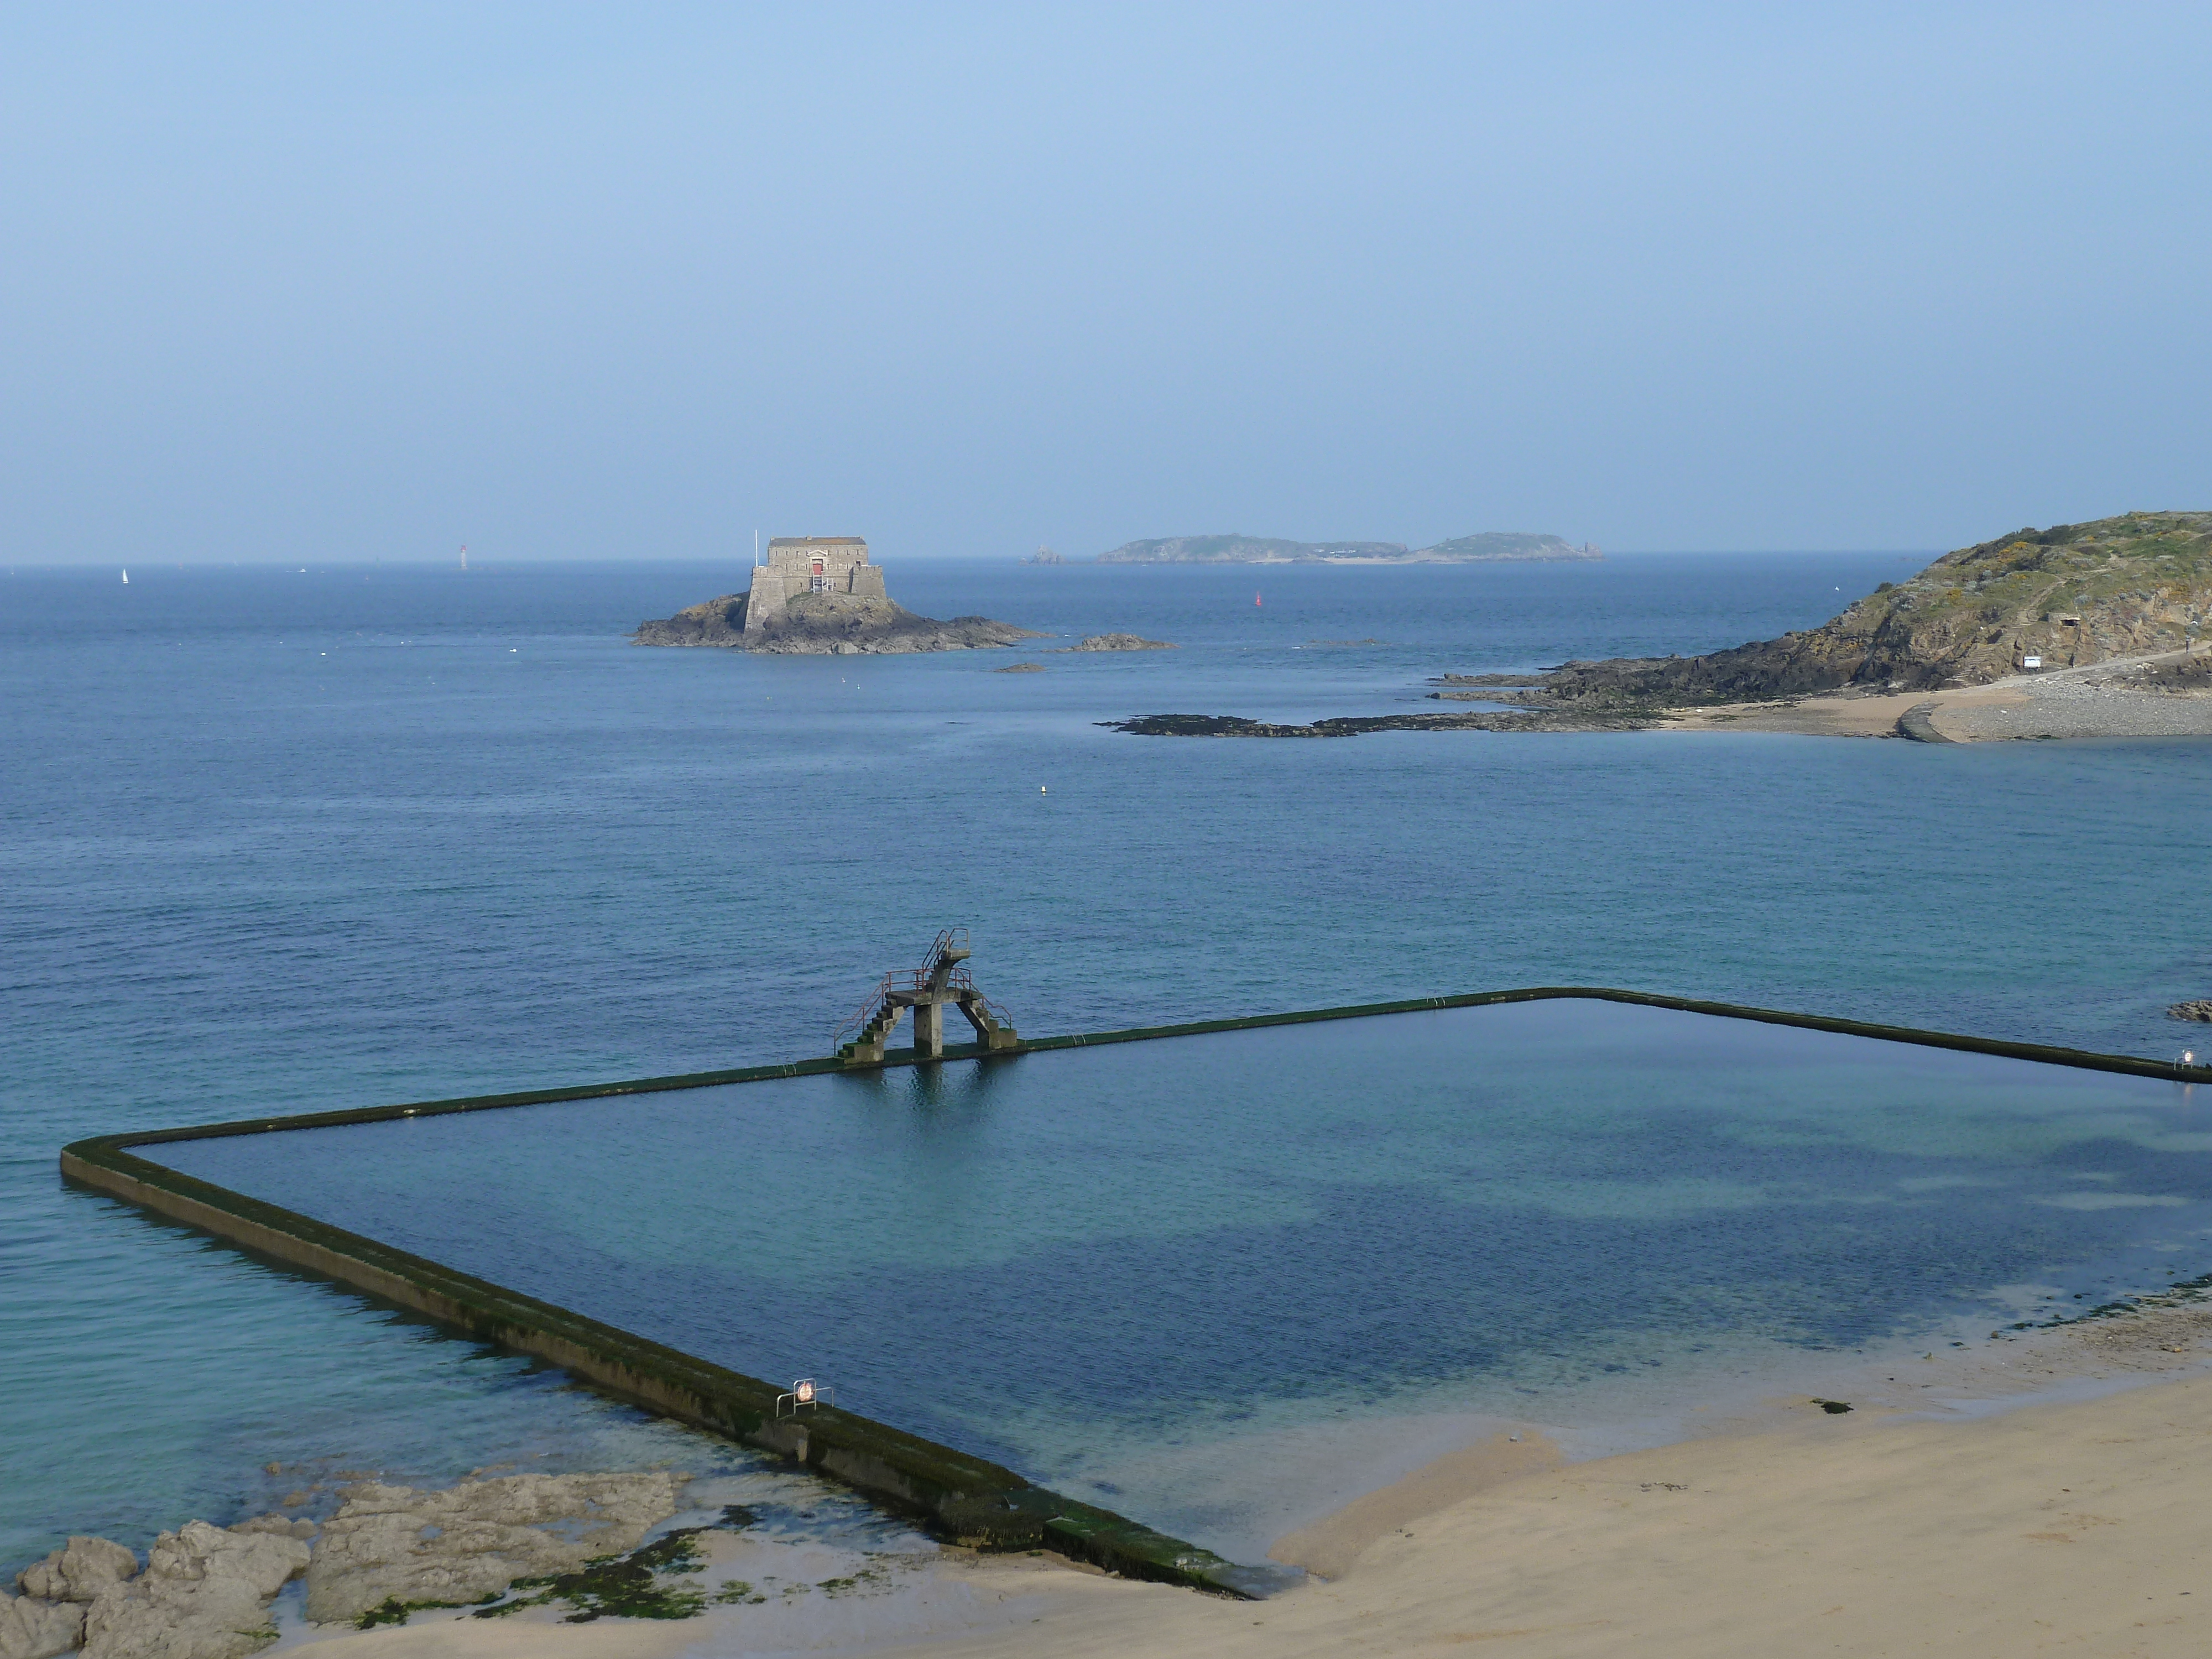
1113;513;2212;742
634;537;1043;655
1094;533;1599;564
1065;634;1174;651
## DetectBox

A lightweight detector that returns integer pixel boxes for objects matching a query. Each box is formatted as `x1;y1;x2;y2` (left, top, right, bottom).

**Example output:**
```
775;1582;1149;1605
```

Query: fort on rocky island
633;536;1043;655
739;536;888;633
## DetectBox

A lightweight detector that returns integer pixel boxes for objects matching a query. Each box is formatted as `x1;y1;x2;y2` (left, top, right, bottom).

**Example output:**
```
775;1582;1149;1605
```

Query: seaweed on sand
472;1528;712;1623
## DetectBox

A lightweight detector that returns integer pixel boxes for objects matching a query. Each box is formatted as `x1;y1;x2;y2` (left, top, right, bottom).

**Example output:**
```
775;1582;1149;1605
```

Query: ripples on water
7;555;2211;1563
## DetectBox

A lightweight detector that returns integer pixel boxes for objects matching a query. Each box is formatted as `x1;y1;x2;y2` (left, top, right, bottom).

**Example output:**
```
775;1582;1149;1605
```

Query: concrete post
912;1001;944;1058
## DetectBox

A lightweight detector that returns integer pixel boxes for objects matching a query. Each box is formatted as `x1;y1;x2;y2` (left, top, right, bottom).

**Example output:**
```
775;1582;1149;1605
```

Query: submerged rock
303;1472;687;1627
81;1520;309;1659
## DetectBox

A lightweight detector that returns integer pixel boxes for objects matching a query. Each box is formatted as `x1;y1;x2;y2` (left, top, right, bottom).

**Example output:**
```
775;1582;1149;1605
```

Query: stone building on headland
740;536;888;634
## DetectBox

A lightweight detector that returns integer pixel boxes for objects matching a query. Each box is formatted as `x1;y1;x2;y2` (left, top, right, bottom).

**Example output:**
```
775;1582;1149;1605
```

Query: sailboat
121;570;128;583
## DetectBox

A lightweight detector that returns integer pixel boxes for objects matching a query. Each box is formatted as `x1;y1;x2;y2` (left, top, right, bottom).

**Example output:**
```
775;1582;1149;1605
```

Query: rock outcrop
1066;634;1174;651
633;591;1042;655
1520;513;2212;709
7;1474;687;1655
79;1521;309;1659
1105;709;1653;737
2169;1001;2212;1022
302;1472;687;1626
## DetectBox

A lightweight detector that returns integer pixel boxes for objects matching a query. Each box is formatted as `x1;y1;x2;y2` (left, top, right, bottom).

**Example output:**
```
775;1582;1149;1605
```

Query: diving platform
833;928;1021;1064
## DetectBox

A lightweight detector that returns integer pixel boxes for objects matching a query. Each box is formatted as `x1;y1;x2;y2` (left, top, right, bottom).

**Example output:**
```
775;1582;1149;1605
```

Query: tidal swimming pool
151;998;2212;1559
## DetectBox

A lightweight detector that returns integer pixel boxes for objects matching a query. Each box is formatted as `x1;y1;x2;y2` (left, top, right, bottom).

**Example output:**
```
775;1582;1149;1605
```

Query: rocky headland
1515;512;2212;711
633;591;1043;655
1107;514;2212;742
1094;533;1599;564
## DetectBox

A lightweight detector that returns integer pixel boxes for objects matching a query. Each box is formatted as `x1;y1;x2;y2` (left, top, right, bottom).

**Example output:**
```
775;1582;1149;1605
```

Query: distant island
633;537;1043;655
1092;533;1600;564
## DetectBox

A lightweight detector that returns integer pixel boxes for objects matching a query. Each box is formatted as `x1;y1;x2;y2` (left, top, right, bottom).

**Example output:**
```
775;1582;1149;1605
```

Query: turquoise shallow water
7;553;2211;1566
150;999;2212;1558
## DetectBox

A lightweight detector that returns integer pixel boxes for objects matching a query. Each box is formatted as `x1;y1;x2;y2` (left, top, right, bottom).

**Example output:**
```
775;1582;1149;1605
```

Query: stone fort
743;536;888;634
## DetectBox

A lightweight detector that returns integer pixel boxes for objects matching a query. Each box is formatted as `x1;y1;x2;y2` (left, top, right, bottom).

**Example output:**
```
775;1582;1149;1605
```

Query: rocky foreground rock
6;1472;687;1658
304;1472;686;1625
633;590;1042;655
1514;512;2212;709
6;1520;310;1659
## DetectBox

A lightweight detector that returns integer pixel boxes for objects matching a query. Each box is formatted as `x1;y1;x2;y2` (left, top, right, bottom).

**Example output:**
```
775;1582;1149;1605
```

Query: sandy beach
256;1293;2212;1659
1658;646;2212;742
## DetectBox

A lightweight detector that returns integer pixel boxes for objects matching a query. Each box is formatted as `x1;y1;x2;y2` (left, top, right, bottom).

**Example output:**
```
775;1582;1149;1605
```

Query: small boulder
0;1595;85;1659
18;1537;137;1604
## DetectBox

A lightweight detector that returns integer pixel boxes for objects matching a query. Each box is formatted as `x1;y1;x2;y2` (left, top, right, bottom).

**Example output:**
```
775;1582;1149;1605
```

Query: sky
3;3;2208;564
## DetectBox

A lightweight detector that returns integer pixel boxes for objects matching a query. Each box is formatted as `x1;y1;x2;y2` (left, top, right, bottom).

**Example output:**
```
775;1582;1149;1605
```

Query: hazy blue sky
4;3;2207;564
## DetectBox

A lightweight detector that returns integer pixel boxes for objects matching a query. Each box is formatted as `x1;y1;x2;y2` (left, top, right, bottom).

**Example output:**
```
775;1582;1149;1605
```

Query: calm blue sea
7;553;2212;1566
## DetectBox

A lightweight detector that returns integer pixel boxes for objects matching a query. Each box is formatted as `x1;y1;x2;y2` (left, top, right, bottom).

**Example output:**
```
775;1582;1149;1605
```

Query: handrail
831;931;999;1053
831;971;898;1052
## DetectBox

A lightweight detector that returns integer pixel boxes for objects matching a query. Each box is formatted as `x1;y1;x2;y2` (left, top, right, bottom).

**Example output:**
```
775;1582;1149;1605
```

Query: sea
7;552;2212;1569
